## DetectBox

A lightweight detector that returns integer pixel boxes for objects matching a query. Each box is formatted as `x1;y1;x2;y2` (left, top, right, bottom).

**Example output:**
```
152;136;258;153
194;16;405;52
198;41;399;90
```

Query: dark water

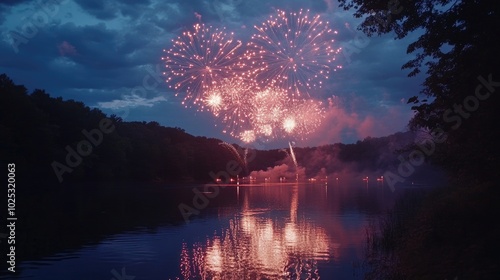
2;181;397;279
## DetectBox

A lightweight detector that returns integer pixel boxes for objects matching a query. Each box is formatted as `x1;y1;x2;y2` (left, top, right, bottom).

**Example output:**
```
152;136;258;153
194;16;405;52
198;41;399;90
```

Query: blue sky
0;0;424;148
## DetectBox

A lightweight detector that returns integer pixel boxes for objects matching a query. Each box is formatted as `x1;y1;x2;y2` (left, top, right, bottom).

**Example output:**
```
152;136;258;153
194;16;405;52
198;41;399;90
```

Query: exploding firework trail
219;142;248;173
162;23;243;107
289;141;298;170
280;142;298;170
244;9;342;99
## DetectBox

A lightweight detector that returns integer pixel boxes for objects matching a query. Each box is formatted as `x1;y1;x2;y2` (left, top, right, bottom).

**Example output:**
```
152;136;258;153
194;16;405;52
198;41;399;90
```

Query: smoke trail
219;142;248;173
289;141;298;170
244;148;248;170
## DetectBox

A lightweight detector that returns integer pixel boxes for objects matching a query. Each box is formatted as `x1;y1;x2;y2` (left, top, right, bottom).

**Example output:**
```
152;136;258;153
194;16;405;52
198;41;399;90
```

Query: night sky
0;0;424;149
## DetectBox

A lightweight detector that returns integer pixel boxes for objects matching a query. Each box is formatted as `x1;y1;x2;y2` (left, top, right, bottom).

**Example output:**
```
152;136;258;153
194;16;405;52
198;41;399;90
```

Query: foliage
338;1;500;277
338;0;500;183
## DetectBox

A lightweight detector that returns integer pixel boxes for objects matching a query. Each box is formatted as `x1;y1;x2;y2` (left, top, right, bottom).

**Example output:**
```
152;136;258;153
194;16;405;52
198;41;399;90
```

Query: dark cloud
0;0;32;5
0;0;29;24
72;0;118;20
226;0;328;20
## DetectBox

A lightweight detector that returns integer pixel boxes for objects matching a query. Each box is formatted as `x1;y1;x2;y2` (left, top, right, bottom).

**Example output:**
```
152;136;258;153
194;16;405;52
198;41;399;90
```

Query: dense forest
0;73;230;184
1;73;434;187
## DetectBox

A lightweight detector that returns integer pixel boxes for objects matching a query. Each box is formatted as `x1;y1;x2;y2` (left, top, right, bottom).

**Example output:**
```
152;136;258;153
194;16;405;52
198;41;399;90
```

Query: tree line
1;73;426;187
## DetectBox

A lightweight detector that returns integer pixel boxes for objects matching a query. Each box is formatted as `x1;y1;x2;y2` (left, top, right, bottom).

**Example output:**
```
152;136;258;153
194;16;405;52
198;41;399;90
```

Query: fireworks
202;79;324;141
162;23;243;107
281;99;325;138
162;10;341;143
249;88;325;139
204;91;223;115
203;78;257;137
244;9;341;99
251;87;289;138
240;130;256;143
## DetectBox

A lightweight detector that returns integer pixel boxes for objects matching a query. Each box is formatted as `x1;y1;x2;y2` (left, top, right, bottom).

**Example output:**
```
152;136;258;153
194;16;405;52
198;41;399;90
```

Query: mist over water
247;131;446;187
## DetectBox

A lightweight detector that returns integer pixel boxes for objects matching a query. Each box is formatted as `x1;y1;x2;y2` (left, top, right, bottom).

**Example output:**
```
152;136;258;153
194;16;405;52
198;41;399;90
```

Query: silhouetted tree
338;0;500;182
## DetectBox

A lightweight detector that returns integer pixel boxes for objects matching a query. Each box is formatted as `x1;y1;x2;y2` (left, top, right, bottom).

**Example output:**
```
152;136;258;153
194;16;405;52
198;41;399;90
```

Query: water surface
2;181;396;279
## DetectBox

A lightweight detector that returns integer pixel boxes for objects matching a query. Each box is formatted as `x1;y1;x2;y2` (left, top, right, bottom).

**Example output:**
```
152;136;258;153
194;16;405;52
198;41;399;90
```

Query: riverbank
365;180;500;279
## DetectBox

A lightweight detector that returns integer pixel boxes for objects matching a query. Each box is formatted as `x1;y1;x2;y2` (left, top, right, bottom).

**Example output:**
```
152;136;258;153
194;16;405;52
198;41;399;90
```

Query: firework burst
203;78;257;137
244;9;341;99
162;10;340;143
239;130;256;143
281;99;325;139
162;23;243;107
251;87;290;138
204;91;223;115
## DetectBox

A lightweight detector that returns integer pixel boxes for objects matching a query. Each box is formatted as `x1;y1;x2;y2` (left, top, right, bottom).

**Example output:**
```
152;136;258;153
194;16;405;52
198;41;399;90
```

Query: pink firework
250;87;290;138
244;9;341;99
239;130;256;143
281;99;325;139
203;78;257;137
162;23;243;107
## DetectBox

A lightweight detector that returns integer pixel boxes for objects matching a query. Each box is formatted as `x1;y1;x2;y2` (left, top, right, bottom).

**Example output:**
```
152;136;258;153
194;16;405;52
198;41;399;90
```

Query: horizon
0;72;413;150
